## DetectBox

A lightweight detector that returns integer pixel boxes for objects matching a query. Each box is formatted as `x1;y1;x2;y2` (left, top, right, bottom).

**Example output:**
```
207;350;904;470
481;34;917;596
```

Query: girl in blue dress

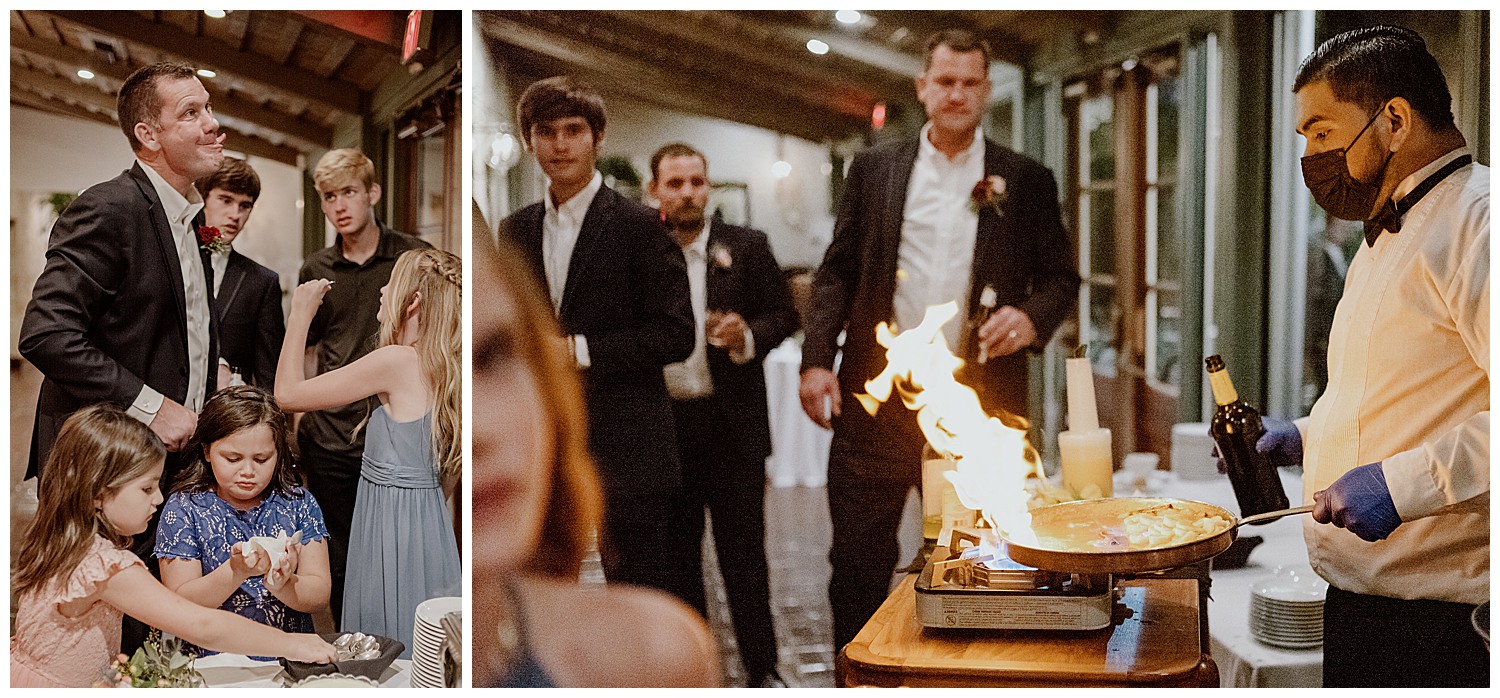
276;249;462;657
154;386;331;657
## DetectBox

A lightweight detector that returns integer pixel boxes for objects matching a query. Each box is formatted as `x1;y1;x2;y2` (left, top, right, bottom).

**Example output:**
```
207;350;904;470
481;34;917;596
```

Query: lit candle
1059;355;1113;498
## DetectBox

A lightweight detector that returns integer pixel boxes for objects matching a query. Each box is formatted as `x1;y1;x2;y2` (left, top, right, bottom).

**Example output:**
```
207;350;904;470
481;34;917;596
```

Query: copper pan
1003;497;1313;574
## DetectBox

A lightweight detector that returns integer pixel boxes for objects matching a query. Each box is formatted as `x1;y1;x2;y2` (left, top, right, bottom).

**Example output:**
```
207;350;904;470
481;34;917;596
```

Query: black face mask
1300;104;1394;221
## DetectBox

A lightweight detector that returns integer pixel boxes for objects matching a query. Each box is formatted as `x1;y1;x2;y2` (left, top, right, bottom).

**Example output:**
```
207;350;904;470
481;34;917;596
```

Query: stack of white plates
1249;567;1327;649
1171;423;1218;480
411;597;461;688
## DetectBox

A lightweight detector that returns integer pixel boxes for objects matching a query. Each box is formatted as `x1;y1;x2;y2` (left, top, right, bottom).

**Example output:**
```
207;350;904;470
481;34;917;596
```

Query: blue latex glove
1215;417;1303;473
1312;462;1403;542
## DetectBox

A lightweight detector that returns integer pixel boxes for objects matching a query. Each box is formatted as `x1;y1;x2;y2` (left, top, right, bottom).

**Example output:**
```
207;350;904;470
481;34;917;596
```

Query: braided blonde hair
380;248;462;477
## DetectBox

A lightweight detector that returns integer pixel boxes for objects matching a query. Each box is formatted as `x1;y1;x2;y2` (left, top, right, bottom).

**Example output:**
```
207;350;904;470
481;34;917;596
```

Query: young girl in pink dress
10;405;337;688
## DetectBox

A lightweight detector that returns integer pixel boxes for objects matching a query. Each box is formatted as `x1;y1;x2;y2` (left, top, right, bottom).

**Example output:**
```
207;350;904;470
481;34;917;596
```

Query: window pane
1084;94;1114;183
1155;287;1182;385
1156;184;1180;284
1302;214;1362;411
1156;72;1180;182
1088;283;1119;376
1089;190;1115;277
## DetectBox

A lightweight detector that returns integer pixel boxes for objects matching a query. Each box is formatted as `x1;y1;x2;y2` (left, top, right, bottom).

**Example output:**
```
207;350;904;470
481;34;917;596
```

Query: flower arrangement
969;175;1007;216
97;632;206;688
197;225;231;254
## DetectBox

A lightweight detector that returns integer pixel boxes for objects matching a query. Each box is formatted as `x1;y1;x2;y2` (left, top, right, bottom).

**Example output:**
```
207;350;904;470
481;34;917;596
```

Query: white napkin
241;530;302;586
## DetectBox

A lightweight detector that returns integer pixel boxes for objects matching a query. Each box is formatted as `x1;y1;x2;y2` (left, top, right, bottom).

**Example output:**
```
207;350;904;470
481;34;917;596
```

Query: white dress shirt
129;160;211;421
893;123;984;348
663;224;754;401
1301;148;1488;604
211;249;230;298
543;170;603;367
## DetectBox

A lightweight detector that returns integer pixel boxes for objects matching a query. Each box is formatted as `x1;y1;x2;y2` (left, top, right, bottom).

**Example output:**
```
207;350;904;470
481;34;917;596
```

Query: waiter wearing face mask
1232;26;1488;687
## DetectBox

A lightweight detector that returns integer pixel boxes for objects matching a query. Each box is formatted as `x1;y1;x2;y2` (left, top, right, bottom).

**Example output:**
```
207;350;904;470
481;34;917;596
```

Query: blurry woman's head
473;210;601;580
380;247;463;478
171;385;301;506
13;404;167;596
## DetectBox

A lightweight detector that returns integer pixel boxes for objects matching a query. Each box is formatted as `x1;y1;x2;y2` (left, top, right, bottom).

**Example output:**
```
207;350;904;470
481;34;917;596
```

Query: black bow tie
1364;154;1472;247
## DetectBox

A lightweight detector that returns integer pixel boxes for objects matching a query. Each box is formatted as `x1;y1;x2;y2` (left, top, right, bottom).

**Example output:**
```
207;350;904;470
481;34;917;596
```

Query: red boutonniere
969;175;1007;216
197;225;230;254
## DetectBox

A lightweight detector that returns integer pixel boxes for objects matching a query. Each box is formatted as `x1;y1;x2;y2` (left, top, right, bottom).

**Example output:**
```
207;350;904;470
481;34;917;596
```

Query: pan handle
1237;504;1315;528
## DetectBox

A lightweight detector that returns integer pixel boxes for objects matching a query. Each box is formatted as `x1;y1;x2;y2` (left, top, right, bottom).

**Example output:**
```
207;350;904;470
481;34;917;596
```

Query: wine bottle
1204;355;1289;518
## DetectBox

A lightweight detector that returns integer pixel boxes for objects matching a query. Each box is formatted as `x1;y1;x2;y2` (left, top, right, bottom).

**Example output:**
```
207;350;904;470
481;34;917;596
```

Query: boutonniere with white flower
196;225;231;254
969;175;1007;216
709;243;733;271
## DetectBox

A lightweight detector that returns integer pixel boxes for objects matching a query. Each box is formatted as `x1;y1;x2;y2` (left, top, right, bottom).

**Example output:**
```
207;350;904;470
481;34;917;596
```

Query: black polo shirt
297;222;432;459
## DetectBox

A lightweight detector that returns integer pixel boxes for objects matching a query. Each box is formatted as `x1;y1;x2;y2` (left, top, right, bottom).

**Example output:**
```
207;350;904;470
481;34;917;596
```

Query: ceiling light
204;10;227;19
835;10;862;25
806;39;830;55
197;69;217;78
771;160;793;179
77;69;95;80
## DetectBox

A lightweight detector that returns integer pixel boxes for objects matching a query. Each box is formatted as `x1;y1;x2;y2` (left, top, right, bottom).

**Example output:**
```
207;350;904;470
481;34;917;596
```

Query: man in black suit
198;157;285;390
649;143;798;687
19;61;225;653
20;61;224;477
800;30;1080;649
501;76;694;593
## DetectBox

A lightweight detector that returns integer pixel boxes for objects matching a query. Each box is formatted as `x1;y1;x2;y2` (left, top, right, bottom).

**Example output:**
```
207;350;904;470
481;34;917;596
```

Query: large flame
856;302;1041;546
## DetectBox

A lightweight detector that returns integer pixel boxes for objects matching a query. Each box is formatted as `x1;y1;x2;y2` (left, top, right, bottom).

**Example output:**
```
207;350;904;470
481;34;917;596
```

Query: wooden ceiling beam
11;30;333;149
46;10;362;116
289;10;403;54
12;65;302;166
482;14;864;142
596;10;910;107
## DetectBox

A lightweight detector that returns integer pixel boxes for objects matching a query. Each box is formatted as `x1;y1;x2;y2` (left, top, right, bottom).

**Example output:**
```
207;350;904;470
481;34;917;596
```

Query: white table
763;341;831;488
195;653;412;687
1146;468;1323;688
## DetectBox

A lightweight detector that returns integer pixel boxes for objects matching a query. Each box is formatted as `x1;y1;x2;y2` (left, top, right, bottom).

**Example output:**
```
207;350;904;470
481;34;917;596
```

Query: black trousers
298;435;362;626
1323;584;1488;687
825;394;925;652
663;397;779;682
599;487;674;593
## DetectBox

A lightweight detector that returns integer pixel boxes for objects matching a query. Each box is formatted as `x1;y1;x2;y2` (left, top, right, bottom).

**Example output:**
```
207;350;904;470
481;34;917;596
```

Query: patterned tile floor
581;484;923;688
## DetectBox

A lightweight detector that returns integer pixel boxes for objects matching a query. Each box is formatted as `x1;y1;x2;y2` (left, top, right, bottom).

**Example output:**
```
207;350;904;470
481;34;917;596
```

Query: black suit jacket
695;222;799;465
502;184;695;495
804;137;1079;425
215;250;285;390
20;163;219;478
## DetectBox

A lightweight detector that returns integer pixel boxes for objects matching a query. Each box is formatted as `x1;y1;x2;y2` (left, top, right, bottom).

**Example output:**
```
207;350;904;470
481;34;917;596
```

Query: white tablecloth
763;341;831;488
1148;468;1323;688
195;653;412;687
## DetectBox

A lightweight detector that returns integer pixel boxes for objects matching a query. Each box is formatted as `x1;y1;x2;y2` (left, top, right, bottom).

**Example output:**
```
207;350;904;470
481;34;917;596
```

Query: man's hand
149;398;197;451
1216;416;1303;473
976;307;1037;361
217;363;234;391
799;368;841;430
706;311;749;355
1312;462;1402;542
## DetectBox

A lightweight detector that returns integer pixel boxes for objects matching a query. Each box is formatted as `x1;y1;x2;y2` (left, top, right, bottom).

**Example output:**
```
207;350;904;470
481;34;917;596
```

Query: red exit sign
402;10;429;64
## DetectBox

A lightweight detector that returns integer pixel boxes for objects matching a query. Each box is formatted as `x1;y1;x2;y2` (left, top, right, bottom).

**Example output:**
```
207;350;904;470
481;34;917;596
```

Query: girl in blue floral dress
154;386;331;657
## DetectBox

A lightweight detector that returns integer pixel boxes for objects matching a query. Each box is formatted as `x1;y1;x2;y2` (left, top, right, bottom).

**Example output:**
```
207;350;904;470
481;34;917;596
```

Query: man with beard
1233;26;1487;687
649;143;798;687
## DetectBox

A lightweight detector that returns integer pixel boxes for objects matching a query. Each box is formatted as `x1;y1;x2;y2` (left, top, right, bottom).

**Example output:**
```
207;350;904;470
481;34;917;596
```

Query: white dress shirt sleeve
1382;220;1489;520
129;385;165;424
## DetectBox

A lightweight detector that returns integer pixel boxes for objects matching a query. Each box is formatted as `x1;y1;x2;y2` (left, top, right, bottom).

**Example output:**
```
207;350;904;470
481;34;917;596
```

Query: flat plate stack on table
1249;567;1327;649
411;597;461;688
